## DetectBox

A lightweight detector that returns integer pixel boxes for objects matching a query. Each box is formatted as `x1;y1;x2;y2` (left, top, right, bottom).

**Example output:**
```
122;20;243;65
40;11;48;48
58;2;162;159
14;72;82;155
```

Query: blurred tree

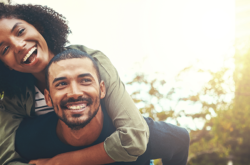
126;41;250;164
126;64;234;164
189;40;250;165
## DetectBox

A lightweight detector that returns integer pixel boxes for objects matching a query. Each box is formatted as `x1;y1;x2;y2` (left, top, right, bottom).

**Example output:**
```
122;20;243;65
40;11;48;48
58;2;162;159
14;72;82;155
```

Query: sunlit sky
13;0;235;75
12;0;235;129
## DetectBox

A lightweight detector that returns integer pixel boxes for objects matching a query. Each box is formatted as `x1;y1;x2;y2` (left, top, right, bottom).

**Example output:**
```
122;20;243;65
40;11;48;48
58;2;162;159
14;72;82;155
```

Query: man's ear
99;80;106;99
44;89;53;107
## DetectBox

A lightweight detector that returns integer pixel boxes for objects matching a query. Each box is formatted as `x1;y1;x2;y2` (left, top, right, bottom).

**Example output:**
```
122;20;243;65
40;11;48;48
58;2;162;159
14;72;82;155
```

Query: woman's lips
23;47;39;66
22;47;37;63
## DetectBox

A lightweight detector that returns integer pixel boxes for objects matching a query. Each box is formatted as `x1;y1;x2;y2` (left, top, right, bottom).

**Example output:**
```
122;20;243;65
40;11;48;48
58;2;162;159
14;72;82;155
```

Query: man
15;49;189;165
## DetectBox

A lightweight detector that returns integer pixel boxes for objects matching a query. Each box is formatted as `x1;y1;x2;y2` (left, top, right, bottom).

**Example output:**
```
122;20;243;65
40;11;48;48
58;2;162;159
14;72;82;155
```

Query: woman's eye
2;46;9;55
17;29;25;36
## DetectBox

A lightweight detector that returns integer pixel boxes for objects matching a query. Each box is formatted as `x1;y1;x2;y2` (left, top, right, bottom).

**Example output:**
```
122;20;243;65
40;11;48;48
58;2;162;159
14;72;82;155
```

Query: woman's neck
33;70;46;94
32;50;54;94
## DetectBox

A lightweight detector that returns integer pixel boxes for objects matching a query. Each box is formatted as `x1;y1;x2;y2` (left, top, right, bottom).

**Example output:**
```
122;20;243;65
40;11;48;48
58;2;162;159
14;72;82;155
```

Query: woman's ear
44;89;53;107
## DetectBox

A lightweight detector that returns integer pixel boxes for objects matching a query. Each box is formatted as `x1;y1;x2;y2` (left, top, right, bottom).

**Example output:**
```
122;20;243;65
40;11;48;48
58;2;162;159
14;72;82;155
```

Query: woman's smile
0;18;54;74
22;46;37;64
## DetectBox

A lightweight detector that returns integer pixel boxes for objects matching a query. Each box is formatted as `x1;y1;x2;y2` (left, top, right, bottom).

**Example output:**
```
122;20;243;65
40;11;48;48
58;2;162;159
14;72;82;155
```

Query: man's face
44;57;105;130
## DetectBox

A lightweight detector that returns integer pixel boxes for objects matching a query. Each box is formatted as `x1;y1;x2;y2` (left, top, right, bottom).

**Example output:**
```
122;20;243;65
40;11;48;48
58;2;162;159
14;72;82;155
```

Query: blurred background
11;0;250;164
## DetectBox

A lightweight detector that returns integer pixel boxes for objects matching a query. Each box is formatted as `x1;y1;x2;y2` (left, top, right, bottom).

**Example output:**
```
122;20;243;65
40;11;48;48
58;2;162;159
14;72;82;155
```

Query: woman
0;3;149;165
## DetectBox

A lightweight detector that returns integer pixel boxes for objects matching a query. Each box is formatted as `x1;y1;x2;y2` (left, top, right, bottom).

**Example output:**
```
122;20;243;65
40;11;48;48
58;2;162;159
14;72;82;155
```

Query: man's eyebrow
11;22;22;33
78;73;93;78
52;77;67;84
0;42;3;47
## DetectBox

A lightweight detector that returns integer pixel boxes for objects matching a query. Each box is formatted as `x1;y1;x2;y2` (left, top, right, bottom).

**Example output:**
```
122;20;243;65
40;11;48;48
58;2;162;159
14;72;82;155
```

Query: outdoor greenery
127;40;250;164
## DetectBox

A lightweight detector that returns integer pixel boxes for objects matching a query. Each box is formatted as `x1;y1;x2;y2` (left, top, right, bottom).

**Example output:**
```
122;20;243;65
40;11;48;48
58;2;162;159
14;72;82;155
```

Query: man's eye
81;79;91;83
17;28;25;36
56;82;67;87
2;46;9;55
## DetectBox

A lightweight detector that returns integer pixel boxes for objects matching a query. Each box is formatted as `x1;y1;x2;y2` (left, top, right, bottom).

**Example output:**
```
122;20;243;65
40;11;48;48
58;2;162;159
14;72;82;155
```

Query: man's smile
60;97;93;115
67;103;86;110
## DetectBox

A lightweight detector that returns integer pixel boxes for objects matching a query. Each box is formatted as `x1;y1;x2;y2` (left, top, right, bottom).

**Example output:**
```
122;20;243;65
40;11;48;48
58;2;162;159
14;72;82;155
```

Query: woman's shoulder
64;45;102;56
0;75;35;116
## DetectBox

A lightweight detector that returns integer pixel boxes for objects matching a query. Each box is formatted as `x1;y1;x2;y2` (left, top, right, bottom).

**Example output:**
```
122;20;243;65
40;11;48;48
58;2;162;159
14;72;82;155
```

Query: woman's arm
67;45;149;161
29;143;113;165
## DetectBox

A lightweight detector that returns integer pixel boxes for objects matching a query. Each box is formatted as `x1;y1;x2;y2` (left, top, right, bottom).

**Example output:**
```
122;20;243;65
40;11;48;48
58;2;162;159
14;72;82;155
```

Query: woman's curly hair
0;3;71;97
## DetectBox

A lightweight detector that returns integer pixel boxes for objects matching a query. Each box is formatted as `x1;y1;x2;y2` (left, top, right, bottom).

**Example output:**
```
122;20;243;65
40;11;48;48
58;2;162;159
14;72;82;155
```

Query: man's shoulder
15;111;63;160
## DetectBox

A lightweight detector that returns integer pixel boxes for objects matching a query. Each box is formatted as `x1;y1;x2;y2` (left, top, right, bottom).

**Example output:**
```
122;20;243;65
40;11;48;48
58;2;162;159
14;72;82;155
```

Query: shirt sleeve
75;45;150;161
0;84;34;165
0;110;29;165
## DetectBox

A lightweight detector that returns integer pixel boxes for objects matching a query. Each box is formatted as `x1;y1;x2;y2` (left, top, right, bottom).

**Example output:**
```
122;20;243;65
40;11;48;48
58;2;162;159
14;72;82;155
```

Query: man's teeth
23;47;37;62
68;105;86;110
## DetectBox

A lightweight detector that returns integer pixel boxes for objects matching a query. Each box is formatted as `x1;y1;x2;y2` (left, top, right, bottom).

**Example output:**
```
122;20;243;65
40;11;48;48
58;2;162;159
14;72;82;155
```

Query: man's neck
56;107;104;147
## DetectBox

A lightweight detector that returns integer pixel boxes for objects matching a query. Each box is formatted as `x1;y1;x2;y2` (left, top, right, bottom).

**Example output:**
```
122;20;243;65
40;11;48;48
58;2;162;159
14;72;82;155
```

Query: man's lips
66;103;87;110
60;97;93;110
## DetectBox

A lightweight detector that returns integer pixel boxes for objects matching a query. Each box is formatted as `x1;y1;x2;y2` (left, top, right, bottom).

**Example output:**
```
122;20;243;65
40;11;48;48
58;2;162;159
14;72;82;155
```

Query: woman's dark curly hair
0;3;71;97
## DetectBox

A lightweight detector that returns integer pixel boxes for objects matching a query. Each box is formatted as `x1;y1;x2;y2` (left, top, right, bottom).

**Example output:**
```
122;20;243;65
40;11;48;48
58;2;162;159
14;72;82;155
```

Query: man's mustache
60;96;93;109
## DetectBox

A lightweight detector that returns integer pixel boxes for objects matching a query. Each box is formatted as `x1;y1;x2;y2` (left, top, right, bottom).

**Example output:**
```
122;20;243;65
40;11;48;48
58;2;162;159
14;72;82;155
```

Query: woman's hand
29;158;61;165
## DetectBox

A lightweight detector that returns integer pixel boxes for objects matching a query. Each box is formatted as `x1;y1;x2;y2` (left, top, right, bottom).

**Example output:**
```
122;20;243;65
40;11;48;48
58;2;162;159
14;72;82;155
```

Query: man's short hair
45;49;101;91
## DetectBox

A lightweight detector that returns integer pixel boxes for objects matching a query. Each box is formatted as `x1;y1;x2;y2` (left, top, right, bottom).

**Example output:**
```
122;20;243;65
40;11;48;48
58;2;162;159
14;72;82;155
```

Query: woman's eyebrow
0;22;23;47
11;22;22;33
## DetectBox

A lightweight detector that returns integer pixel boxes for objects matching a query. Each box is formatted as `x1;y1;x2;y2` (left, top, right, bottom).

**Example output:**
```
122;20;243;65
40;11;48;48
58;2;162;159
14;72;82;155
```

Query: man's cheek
54;104;60;112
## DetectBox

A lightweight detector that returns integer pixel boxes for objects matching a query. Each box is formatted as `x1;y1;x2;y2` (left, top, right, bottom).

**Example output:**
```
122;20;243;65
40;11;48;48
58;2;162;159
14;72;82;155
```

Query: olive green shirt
0;45;149;165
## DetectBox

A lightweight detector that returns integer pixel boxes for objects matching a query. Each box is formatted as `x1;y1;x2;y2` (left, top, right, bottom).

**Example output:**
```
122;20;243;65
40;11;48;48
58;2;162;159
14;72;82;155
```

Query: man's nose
67;82;82;99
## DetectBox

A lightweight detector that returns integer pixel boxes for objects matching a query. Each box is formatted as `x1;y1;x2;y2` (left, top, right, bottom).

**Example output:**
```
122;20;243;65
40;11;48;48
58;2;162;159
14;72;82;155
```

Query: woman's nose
13;39;26;54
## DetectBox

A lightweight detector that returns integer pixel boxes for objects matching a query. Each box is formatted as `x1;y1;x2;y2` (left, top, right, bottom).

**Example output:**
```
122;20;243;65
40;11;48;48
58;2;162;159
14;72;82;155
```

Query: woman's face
0;18;54;74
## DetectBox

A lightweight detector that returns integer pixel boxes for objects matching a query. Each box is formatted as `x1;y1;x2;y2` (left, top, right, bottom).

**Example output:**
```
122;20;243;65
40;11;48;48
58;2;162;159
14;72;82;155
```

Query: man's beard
53;95;100;130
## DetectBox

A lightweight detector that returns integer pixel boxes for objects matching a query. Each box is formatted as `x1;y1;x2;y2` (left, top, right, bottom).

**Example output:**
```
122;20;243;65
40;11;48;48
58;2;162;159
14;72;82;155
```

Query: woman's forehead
0;18;27;26
0;18;33;36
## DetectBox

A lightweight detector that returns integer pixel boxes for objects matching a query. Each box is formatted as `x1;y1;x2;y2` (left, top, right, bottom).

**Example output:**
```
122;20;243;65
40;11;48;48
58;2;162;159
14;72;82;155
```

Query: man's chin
71;114;83;118
59;103;100;130
62;117;89;130
66;121;88;130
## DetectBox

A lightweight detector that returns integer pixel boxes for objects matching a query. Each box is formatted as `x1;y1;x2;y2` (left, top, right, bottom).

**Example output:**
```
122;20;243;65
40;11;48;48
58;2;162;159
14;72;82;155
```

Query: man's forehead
48;58;97;79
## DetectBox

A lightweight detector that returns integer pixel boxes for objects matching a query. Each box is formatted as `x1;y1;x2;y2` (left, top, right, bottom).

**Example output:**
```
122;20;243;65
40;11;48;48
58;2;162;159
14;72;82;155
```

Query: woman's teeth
23;47;37;62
